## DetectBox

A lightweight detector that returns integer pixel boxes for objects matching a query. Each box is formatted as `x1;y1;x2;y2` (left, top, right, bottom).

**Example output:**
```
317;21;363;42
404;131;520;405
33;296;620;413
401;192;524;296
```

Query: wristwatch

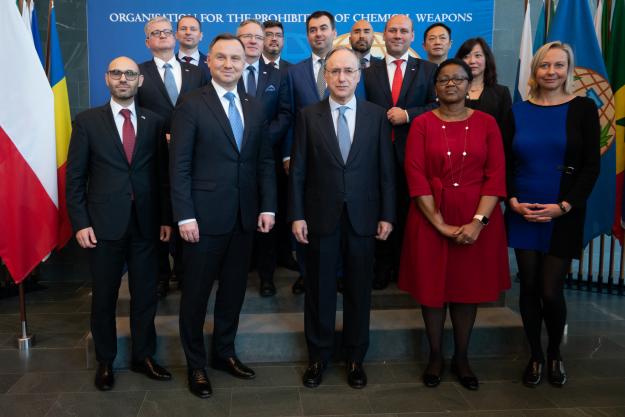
473;214;489;226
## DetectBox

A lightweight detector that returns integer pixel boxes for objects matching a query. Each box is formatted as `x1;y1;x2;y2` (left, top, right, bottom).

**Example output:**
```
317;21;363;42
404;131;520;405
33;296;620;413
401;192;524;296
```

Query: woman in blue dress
504;42;600;387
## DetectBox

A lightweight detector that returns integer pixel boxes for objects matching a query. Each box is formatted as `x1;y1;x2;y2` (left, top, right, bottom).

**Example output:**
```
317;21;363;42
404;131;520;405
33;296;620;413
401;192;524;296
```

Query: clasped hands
509;198;567;223
437;221;482;245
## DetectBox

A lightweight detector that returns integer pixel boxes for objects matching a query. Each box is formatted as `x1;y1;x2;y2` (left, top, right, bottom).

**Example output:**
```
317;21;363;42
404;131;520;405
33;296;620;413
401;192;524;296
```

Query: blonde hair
144;16;172;38
528;41;575;97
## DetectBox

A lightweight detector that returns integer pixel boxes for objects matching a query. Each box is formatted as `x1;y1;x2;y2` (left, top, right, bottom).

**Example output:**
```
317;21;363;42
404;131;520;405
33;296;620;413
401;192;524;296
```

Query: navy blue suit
176;51;211;81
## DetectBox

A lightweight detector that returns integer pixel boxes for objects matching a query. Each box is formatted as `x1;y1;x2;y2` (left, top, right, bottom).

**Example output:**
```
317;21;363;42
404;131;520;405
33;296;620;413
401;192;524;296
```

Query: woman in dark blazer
455;37;511;132
503;41;600;388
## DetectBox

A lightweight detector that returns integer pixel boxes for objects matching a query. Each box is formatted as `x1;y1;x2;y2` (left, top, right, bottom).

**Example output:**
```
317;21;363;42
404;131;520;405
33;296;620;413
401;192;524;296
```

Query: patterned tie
182;56;193;64
224;92;244;150
119;109;135;163
391;59;405;105
316;58;326;99
163;63;179;105
337;106;351;164
360;57;369;69
246;65;257;97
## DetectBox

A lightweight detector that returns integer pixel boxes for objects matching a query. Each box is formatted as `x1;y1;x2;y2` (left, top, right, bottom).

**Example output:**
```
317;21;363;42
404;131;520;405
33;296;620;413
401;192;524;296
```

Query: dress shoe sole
303;379;321;388
95;382;114;391
348;381;366;389
130;365;172;381
189;388;212;398
212;363;256;380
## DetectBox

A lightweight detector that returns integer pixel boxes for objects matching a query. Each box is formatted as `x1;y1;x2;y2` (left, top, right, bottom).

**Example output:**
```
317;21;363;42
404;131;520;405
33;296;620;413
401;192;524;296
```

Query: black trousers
89;208;158;364
179;218;254;370
305;207;375;363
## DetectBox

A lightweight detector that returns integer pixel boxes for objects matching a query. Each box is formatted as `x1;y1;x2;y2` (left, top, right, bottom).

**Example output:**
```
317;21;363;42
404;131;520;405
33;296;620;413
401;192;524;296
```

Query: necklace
441;119;470;187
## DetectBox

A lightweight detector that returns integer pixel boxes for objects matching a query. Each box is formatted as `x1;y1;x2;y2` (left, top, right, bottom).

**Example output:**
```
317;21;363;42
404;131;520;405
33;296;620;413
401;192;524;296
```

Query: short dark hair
263;20;284;32
454;37;498;86
209;33;245;52
423;23;451;42
306;11;335;32
177;15;201;31
433;58;474;83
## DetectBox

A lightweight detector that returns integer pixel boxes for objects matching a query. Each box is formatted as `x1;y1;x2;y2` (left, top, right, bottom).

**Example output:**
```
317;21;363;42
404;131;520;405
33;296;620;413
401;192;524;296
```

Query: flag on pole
30;1;44;66
606;0;625;241
547;0;617;245
514;1;533;102
534;0;547;52
47;0;73;247
595;0;605;51
0;0;58;282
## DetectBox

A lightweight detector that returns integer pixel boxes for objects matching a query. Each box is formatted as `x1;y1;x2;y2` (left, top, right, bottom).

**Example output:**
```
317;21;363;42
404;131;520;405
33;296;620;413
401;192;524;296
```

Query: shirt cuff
260;212;276;216
404;109;410;123
178;218;196;226
282;157;290;162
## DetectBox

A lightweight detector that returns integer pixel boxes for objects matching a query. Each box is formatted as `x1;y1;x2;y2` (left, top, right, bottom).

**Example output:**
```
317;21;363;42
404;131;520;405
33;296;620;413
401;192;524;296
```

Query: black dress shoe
347;362;367;389
522;359;544;387
212;356;256;379
188;368;212;398
451;359;479;391
547;358;567;387
131;357;172;381
95;362;114;391
372;269;391;290
260;280;277;297
422;359;444;388
292;276;305;294
302;361;325;388
157;279;169;298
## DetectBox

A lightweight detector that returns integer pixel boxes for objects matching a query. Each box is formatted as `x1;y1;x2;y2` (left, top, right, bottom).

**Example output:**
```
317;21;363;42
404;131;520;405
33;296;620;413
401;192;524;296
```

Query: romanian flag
46;1;72;247
0;0;57;282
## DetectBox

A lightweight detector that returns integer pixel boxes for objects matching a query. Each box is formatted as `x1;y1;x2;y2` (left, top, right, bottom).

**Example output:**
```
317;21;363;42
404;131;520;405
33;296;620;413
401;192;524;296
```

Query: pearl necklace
441;120;470;187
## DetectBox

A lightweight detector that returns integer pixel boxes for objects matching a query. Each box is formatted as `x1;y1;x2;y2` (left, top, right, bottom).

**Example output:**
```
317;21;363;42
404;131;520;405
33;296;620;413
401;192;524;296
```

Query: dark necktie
119;109;135;163
246;65;257;97
360;57;369;69
182;56;193;64
316;58;326;99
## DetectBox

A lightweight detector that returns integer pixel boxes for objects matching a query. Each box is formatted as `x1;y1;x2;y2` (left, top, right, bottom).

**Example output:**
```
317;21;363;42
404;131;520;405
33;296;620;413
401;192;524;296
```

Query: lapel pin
262;71;267;75
411;68;415;71
140;115;146;120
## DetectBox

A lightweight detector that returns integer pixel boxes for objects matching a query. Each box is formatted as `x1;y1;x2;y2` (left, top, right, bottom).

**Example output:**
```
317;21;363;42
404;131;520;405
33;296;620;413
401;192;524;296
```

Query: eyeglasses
325;68;360;77
239;33;265;41
149;29;173;38
436;77;468;86
264;32;283;39
107;70;140;81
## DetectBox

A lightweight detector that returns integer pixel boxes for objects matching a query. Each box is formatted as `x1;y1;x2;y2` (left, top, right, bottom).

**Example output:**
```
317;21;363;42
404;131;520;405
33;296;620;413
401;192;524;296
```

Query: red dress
397;110;510;307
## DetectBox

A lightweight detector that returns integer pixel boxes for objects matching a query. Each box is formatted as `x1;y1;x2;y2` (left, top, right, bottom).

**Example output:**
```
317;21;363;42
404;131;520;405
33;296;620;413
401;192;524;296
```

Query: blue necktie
337;106;351;163
246;65;257;97
224;92;243;150
163;63;179;104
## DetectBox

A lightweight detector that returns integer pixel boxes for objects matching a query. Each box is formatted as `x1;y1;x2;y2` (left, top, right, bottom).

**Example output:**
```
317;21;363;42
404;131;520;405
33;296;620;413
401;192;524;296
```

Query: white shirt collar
262;54;280;66
153;55;178;69
385;52;410;65
177;50;200;63
110;99;136;117
211;78;238;99
328;95;357;112
312;52;326;64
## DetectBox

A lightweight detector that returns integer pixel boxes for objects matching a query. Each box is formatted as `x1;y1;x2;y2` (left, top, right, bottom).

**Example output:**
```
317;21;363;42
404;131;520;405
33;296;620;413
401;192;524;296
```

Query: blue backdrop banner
87;1;494;106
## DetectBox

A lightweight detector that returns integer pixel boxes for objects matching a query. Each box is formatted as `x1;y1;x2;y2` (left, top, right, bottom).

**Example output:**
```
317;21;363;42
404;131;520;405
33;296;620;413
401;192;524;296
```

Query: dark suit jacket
288;98;396;236
66;104;171;240
466;83;512;133
170;83;277;235
176;50;211;80
364;56;437;163
136;59;207;133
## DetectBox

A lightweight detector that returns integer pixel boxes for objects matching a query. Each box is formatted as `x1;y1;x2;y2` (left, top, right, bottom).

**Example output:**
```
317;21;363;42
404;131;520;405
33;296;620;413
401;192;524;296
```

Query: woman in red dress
398;59;510;390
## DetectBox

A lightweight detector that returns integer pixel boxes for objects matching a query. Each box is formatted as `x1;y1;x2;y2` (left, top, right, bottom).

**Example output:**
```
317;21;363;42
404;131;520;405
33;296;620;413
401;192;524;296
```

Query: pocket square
264;84;276;93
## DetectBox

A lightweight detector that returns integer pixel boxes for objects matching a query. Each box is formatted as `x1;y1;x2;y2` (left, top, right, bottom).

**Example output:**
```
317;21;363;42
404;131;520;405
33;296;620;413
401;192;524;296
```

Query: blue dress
506;101;569;252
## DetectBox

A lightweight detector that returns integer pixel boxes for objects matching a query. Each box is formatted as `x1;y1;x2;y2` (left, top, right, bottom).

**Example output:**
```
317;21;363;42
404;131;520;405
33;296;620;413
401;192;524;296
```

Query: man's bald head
105;56;143;104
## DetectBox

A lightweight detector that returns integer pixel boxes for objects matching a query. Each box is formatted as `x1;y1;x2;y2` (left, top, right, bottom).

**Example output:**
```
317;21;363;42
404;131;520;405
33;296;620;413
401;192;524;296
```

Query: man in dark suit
289;47;396;389
137;16;207;297
66;56;172;391
349;20;381;69
170;34;277;399
175;15;211;79
262;20;291;71
236;19;293;296
422;23;452;65
364;14;437;289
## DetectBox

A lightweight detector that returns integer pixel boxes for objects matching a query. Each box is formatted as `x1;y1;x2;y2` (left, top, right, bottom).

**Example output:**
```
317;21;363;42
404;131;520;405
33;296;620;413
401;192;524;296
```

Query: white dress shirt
262;54;281;69
153;56;182;93
110;99;137;142
211;79;245;127
329;96;357;143
385;52;410;90
177;50;200;66
242;59;260;94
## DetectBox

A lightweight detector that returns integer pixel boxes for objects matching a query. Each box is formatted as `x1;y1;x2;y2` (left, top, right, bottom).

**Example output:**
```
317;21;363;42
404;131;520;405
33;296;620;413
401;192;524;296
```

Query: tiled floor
1;276;625;416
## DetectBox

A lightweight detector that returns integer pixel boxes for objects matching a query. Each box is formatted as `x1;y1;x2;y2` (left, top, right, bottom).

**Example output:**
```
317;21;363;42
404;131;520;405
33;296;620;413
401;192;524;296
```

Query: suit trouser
305;207;375;363
90;208;158;364
179;219;253;370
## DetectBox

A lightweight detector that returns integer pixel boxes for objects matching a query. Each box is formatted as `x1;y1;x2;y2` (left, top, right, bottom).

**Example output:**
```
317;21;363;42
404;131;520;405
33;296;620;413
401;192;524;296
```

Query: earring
435;96;439;102
466;93;470;99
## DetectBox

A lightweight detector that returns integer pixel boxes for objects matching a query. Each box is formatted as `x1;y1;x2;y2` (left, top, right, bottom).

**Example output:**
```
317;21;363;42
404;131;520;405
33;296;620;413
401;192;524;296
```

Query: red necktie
182;56;193;64
391;59;404;105
120;109;135;163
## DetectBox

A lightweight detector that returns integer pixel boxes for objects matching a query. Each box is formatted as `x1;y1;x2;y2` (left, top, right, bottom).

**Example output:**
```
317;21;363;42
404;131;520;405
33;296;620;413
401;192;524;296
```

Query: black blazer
136;59;207;133
503;96;600;258
288;98;396;236
466;83;512;133
169;83;277;235
66;104;171;240
176;50;211;80
363;56;437;164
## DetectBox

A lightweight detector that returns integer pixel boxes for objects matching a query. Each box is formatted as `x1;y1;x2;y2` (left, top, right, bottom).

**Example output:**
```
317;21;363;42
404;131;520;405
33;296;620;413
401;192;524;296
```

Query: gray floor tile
560;335;625;359
300;385;373;415
230;386;301;417
0;393;58;417
0;374;22;394
457;381;557;410
521;408;590;416
137;389;230;417
8;371;92;393
45;391;146;417
246;365;303;387
546;378;625;408
0;332;86;349
0;348;86;372
367;382;469;413
578;407;625;416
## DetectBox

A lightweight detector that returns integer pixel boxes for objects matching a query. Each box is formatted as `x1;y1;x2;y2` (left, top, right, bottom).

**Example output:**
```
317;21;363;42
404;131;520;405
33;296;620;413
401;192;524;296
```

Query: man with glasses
137;16;206;297
66;56;172;391
175;15;210;79
262;20;291;71
363;14;437;290
289;47;395;389
237;19;293;297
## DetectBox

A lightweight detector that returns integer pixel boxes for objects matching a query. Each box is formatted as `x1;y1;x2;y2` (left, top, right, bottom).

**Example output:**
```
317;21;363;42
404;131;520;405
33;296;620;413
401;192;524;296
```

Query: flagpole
16;281;34;351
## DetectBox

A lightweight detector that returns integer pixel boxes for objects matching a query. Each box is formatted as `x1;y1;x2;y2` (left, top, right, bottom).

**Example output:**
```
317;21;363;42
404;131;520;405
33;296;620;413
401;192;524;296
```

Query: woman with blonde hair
504;41;600;387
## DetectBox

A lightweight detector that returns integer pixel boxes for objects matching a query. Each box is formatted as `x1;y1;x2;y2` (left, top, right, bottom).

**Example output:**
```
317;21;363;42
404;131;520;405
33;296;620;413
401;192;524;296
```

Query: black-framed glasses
325;67;360;77
149;29;173;38
436;77;468;86
239;33;265;41
107;70;140;81
264;32;283;39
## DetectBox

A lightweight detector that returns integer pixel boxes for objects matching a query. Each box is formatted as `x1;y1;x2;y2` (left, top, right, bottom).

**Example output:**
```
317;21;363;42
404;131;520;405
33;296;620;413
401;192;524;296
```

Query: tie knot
247;65;255;72
120;108;132;119
224;91;236;103
182;56;193;63
338;105;349;116
318;58;325;66
269;61;277;68
163;63;172;69
393;59;404;67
